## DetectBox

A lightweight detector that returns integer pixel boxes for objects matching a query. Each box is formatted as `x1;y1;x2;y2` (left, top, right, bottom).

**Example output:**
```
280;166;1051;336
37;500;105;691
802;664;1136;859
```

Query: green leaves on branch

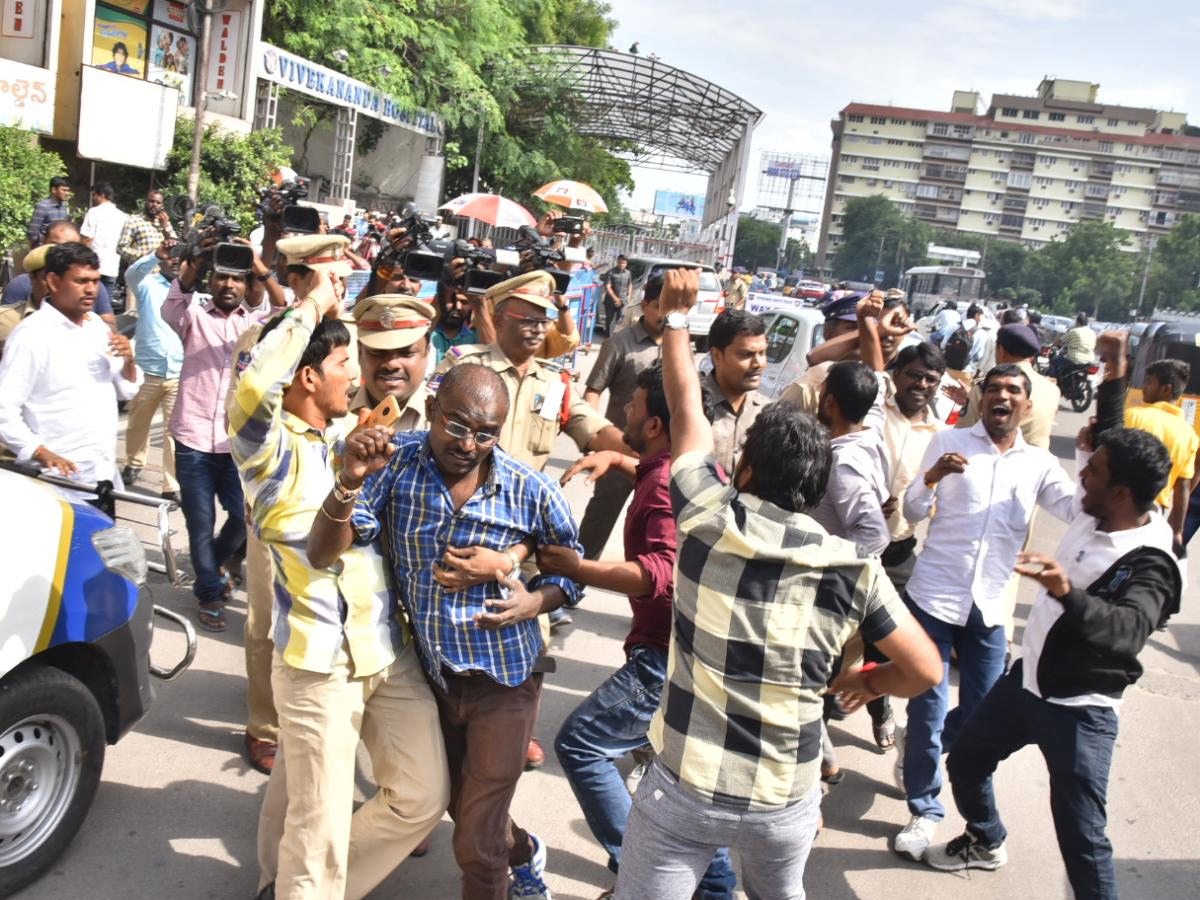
732;215;814;272
0;125;66;252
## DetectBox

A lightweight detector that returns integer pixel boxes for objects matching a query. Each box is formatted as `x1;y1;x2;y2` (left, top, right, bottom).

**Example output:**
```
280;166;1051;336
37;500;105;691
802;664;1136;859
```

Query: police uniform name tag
540;379;566;420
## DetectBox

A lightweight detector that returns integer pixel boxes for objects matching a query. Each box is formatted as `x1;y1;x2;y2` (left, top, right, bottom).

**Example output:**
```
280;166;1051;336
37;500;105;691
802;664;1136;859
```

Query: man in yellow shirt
1126;358;1199;544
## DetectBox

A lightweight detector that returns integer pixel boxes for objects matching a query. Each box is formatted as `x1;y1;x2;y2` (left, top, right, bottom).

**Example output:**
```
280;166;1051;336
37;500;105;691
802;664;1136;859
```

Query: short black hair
709;308;765;351
49;176;69;190
45;242;100;276
982;362;1032;398
636;362;716;435
1000;309;1025;325
1146;359;1190;401
891;341;947;374
824;361;878;424
617;254;627;261
42;219;79;243
1096;427;1172;513
257;313;350;375
91;182;114;200
1076;312;1089;326
643;274;664;303
111;42;128;57
740;402;832;512
967;304;984;319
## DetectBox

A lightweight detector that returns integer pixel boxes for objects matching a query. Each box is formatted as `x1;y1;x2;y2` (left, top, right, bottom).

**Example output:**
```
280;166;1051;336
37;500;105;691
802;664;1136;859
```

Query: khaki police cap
276;233;353;278
884;288;907;301
23;245;51;274
352;294;435;350
484;270;557;312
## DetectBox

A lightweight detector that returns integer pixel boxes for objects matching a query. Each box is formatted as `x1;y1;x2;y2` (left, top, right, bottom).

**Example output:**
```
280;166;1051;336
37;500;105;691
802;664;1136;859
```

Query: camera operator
163;230;274;633
358;224;424;302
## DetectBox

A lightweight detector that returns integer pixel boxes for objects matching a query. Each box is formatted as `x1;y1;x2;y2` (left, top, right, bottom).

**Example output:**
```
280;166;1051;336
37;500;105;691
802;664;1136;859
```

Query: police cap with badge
352;295;435;350
275;233;354;278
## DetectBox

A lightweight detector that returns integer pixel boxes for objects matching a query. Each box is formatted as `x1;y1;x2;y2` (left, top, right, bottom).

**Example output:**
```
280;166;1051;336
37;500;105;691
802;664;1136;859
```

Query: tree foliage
733;215;816;272
832;195;930;286
1146;214;1200;311
262;0;633;216
157;119;294;232
1021;221;1136;319
0;125;66;253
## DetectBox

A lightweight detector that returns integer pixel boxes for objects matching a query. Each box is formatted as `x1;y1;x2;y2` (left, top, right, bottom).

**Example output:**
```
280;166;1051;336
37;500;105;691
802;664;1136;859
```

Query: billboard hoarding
652;190;705;220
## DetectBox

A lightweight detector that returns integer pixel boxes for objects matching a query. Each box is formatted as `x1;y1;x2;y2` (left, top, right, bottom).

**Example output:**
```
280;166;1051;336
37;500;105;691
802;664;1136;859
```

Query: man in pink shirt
163;247;262;631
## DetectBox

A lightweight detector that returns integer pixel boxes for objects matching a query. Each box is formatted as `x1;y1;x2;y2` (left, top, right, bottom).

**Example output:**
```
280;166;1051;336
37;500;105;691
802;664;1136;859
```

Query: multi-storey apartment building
816;79;1200;272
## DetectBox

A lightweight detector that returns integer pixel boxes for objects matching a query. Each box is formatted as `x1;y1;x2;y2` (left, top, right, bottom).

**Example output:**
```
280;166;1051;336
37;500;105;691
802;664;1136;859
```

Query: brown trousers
434;669;543;900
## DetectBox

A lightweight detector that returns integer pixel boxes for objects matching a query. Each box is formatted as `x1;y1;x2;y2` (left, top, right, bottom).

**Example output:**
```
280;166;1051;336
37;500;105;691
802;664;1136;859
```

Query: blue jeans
901;593;1007;820
554;646;736;900
948;662;1119;900
174;441;246;604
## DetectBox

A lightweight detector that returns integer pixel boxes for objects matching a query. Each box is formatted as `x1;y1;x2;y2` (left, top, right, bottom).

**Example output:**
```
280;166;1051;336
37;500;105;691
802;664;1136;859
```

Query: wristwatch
664;311;690;331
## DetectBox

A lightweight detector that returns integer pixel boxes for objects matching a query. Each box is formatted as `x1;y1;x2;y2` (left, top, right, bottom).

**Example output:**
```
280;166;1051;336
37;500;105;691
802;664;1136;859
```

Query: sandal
197;604;227;632
821;766;845;786
244;734;277;774
873;713;897;750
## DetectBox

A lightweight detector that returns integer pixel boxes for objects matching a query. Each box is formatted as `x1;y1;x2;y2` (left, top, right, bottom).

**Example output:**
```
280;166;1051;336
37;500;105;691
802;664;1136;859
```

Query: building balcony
924;143;972;162
922;163;968;183
1009;151;1036;169
1003;197;1028;211
1088;162;1114;180
1080;202;1106;219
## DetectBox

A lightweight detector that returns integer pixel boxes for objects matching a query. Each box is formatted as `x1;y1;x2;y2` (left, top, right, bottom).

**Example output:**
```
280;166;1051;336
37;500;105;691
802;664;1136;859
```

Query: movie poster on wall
148;23;194;104
92;6;148;78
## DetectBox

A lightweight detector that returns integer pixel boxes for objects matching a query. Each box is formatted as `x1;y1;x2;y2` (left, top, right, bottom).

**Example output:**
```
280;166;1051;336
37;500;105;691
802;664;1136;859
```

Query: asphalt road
17;361;1199;900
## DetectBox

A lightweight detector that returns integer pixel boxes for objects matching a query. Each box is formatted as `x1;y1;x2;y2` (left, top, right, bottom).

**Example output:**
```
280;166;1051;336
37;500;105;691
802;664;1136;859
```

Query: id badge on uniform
539;379;566;421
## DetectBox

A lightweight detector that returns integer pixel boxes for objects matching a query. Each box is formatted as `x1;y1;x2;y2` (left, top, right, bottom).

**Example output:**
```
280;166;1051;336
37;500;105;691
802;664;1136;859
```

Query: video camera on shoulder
179;203;242;262
281;204;322;235
212;242;255;275
514;226;580;293
552;215;586;235
257;177;309;221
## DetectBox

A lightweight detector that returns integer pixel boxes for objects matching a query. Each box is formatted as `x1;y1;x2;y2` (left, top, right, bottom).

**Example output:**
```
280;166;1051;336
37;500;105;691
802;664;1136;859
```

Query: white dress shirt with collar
0;303;142;483
903;420;1076;627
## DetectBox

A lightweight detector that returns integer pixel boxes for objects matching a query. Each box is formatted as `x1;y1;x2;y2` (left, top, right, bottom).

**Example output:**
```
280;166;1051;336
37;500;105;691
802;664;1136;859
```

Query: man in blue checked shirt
308;362;583;900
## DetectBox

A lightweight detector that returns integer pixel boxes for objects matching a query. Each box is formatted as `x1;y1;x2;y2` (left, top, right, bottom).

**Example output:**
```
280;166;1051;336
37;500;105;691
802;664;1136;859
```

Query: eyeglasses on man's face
434;398;499;447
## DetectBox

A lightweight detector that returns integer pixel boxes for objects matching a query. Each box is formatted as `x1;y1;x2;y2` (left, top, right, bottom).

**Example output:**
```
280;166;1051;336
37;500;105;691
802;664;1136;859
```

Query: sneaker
925;831;1008;871
121;465;141;484
510;834;551;899
893;724;906;791
894;814;938;861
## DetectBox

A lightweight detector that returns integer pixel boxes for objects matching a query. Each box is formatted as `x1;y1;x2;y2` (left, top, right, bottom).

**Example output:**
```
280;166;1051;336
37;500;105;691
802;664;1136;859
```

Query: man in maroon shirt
538;364;736;900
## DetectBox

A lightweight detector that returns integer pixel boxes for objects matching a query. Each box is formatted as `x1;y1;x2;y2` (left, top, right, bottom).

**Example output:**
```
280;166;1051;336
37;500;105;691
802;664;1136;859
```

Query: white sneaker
893;724;906;792
894;814;938;861
925;831;1008;871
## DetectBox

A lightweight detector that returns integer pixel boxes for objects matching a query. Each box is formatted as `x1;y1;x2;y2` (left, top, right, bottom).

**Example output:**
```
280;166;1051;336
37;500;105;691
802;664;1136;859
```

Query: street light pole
186;2;213;203
776;175;798;271
467;117;484;239
1135;235;1156;319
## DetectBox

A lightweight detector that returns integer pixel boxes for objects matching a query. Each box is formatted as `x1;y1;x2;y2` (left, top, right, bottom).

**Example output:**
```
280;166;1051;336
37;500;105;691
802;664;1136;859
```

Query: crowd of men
0;174;1193;900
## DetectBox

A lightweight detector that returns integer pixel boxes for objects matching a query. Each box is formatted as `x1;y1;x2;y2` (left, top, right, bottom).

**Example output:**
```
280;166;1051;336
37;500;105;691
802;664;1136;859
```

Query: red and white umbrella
533;180;609;214
438;193;537;229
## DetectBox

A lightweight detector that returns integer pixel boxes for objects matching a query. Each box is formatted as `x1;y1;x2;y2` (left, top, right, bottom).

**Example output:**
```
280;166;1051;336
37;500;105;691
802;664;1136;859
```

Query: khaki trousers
122;374;179;492
258;642;450;900
244;531;278;743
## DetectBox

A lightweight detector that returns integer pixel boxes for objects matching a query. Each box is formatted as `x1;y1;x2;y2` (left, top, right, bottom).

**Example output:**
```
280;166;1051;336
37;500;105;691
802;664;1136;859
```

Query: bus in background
901;265;986;318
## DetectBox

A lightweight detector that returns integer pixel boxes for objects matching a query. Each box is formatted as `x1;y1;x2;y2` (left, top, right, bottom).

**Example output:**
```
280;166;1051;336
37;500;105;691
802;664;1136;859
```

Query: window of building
887;138;904;145
1023;109;1040;120
1125;144;1136;153
1019;132;1036;145
866;136;883;144
1127;120;1139;127
1106;118;1119;127
953;124;973;137
1007;171;1032;189
866;178;878;186
88;1;201;106
1001;107;1018;117
844;134;861;143
847;114;864;123
885;159;899;167
1077;115;1095;125
1099;141;1113;153
838;175;856;184
1048;112;1065;122
870;116;887;125
891;118;908;126
1001;213;1024;227
884;180;895;188
931;122;949;136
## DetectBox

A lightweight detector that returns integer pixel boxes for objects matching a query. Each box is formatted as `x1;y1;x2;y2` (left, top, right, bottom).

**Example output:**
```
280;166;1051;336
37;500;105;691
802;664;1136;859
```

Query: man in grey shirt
811;360;891;555
702;309;770;476
603;255;632;332
578;275;665;558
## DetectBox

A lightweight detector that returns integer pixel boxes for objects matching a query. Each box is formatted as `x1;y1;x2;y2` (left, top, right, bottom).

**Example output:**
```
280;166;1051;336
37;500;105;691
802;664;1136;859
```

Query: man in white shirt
79;182;128;294
893;362;1076;861
0;243;141;503
925;335;1182;900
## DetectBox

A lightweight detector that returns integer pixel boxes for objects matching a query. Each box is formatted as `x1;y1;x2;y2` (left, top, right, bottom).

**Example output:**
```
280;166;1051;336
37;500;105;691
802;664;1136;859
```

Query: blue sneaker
510;834;551;899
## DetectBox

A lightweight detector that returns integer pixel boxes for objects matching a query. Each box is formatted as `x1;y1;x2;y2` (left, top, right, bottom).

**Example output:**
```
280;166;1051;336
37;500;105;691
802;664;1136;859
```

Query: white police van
0;463;194;897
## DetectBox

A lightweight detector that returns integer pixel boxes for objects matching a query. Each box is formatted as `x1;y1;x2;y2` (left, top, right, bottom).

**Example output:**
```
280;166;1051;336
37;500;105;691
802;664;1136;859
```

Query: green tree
733;216;784;270
155;119;293;232
785;237;815;272
1022;221;1136;319
262;0;633;216
0;125;66;252
982;240;1027;295
1146;214;1200;311
832;195;930;286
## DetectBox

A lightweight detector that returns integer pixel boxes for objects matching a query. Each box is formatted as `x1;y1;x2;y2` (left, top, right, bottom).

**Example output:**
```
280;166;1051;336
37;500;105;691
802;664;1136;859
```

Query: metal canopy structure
514;46;763;261
523;45;763;176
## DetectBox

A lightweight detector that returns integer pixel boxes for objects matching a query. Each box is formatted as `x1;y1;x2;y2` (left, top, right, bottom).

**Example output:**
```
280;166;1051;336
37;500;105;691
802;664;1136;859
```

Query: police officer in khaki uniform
349;294;435;429
0;245;50;353
435;270;626;472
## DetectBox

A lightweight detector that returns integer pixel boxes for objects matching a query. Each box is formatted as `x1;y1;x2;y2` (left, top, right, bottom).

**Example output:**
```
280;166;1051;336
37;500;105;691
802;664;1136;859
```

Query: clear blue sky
605;0;1199;212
